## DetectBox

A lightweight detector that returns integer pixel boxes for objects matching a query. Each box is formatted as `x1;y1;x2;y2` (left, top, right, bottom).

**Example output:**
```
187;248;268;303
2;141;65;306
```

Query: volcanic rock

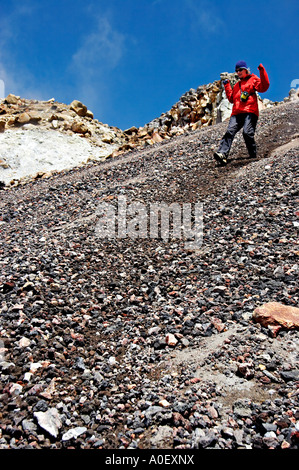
253;302;299;334
16;113;31;125
70;100;88;117
4;93;20;105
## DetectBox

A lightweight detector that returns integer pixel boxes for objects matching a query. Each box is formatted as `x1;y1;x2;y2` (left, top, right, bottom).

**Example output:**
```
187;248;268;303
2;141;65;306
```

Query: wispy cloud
186;0;225;34
68;15;127;117
70;16;126;79
0;4;128;111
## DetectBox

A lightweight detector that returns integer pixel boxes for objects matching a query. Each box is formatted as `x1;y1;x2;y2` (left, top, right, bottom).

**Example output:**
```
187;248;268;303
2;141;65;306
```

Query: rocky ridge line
1;73;298;187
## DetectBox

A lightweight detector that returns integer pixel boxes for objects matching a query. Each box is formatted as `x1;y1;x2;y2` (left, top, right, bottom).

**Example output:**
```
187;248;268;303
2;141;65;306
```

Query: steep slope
0;100;298;450
2;73;293;187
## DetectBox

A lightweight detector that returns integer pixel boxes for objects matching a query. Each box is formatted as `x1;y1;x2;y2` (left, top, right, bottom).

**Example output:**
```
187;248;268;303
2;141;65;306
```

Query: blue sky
0;0;298;130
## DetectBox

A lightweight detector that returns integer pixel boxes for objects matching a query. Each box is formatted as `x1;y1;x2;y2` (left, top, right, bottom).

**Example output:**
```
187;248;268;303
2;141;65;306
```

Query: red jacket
224;64;270;116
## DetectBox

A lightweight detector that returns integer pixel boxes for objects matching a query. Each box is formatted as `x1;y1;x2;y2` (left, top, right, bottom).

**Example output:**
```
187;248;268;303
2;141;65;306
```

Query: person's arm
223;80;234;103
253;64;270;93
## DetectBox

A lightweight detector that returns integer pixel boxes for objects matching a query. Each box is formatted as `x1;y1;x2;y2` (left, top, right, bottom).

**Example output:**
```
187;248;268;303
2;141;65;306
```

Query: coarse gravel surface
0;100;298;451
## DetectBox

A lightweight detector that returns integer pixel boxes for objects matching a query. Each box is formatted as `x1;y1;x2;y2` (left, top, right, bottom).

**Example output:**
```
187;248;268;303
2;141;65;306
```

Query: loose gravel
0;100;298;450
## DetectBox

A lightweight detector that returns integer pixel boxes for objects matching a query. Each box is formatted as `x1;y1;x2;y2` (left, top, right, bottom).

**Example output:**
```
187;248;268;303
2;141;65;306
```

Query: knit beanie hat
235;60;248;70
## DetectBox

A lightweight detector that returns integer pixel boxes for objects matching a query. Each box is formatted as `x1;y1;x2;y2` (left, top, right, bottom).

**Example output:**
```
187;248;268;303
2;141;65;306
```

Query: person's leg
216;115;244;157
243;113;258;158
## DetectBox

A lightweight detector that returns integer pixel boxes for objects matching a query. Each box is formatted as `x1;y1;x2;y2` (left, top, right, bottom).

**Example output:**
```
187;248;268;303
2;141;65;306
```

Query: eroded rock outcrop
117;72;278;152
0;72;279;154
0;73;283;185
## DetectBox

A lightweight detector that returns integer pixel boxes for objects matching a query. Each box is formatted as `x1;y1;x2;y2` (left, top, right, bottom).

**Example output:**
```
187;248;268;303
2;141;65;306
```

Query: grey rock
233;399;252;418
280;370;299;381
22;419;37;433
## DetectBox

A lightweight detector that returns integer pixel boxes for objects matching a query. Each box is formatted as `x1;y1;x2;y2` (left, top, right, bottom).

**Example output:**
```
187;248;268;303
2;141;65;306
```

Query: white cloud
186;0;225;34
70;16;126;80
68;15;127;118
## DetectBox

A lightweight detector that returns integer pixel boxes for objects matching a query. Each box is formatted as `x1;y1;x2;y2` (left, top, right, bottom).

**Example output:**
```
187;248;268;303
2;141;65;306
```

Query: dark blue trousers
217;113;258;158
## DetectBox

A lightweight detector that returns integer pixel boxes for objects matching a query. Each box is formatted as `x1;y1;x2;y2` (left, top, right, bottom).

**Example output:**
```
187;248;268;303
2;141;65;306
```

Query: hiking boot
213;152;227;166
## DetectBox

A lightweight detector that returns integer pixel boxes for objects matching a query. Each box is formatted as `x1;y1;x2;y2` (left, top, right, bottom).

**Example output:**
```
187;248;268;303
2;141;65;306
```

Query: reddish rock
210;317;225;332
253;302;299;336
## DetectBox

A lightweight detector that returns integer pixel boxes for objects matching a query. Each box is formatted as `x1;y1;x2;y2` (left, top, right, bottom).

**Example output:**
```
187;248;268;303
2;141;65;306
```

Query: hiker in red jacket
214;61;270;166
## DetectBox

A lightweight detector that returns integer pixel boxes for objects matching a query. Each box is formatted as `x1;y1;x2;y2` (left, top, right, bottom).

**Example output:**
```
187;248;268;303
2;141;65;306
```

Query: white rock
30;362;42;373
10;383;23;395
0;127;120;184
18;337;31;347
62;426;87;441
23;372;32;382
148;326;160;335
159;399;171;408
165;333;178;346
34;408;62;437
